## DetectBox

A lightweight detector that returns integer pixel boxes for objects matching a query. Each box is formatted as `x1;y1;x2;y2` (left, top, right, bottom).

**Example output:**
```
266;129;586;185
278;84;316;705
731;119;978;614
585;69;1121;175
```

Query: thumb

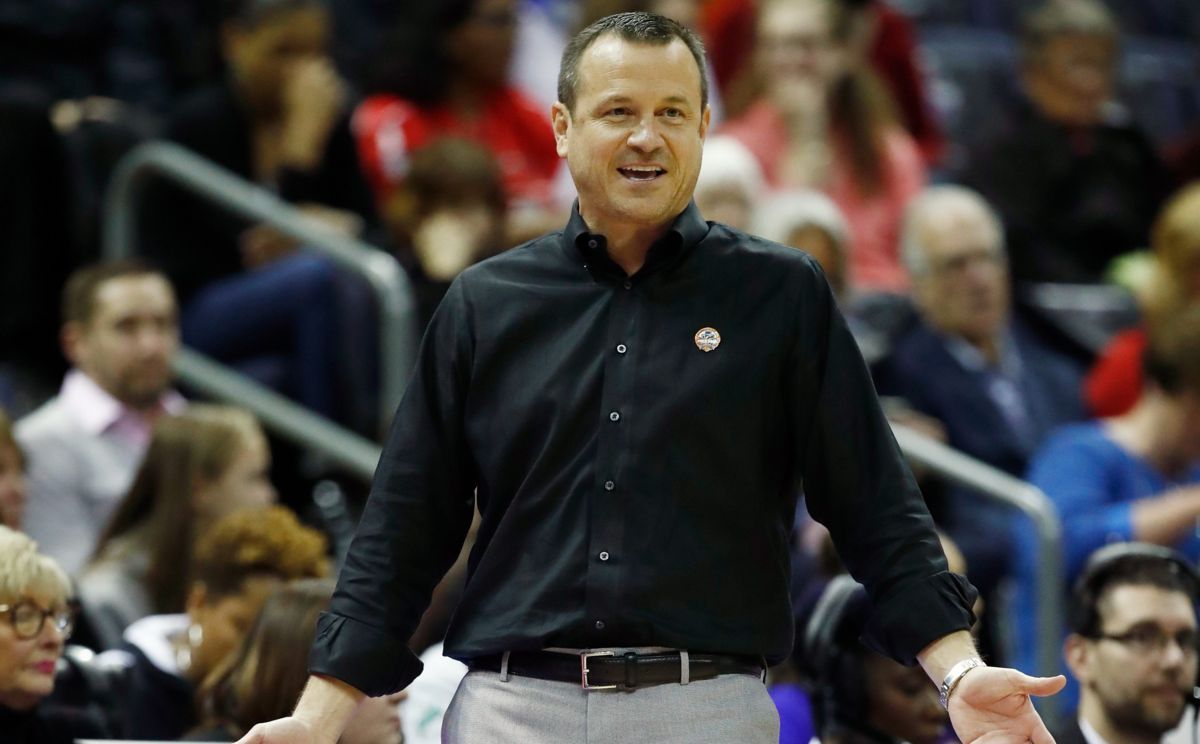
1012;672;1067;697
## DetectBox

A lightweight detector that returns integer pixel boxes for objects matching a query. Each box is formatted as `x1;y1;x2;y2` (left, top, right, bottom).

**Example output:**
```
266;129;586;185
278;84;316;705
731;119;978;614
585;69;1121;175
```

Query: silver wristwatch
939;658;984;708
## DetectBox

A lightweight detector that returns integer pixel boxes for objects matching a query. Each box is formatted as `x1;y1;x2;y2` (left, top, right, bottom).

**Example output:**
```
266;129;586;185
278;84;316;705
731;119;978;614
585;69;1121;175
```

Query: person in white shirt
16;260;183;575
1059;543;1200;744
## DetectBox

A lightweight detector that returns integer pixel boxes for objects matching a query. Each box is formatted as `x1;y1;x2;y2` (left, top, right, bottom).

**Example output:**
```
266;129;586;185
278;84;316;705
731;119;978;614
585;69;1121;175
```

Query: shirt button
609;411;620;422
623;280;632;290
599;551;610;561
616;344;627;354
587;239;598;249
595;620;606;630
603;480;615;491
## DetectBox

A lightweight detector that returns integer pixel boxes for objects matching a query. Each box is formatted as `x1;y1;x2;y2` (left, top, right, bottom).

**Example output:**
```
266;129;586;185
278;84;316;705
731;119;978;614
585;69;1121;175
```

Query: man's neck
579;206;673;277
1106;394;1184;477
1079;699;1163;744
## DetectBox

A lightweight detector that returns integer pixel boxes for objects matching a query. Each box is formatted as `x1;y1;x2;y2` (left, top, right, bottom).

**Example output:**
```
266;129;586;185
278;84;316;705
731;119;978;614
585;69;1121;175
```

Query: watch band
939;658;984;708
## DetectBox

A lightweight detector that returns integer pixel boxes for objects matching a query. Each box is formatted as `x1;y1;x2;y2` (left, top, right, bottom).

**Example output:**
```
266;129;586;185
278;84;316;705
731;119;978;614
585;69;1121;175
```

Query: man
958;0;1166;285
16;260;183;575
240;13;1062;744
874;185;1084;622
1012;305;1200;710
1056;544;1199;744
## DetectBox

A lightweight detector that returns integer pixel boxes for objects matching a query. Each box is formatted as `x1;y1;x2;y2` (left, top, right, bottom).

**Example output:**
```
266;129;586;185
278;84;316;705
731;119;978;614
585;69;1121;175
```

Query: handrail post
891;424;1064;725
102;140;417;430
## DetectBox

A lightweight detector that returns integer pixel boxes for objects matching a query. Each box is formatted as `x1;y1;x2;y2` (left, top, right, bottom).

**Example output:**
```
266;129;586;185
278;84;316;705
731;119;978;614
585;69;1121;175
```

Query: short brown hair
193;506;330;601
61;259;170;326
558;11;709;115
1020;0;1119;67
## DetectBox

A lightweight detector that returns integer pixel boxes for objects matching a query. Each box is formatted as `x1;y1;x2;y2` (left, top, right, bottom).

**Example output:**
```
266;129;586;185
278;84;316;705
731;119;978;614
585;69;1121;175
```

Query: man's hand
947;666;1066;744
236;716;315;744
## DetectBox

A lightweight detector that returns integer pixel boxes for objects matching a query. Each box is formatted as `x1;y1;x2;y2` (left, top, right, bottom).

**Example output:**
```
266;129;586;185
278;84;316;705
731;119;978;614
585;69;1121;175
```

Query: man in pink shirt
16;261;184;575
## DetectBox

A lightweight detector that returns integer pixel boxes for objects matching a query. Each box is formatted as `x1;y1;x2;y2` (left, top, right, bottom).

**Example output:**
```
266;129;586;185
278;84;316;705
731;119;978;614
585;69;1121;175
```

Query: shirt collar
940;327;1022;379
1078;717;1114;744
60;369;185;436
563;200;709;282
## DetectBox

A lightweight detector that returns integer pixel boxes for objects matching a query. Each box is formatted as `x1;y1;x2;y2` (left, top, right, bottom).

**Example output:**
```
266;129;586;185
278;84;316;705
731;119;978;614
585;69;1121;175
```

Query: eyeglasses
0;600;76;640
1090;625;1200;657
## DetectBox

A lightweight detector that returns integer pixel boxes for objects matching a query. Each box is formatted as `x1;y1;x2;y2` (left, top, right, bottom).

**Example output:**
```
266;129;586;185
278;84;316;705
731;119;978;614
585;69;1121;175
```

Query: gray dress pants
441;662;779;743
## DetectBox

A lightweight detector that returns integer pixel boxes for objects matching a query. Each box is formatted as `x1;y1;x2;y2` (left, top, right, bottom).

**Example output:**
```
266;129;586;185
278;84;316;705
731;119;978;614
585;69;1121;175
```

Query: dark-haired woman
353;0;564;248
720;0;924;294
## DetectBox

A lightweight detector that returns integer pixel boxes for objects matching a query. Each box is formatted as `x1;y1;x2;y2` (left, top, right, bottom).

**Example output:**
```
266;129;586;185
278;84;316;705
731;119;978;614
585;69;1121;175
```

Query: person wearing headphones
1059;543;1200;744
800;575;952;744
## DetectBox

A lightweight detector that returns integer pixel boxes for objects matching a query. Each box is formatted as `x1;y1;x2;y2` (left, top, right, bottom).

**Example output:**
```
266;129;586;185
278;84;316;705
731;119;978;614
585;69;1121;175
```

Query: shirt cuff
861;571;978;666
308;612;424;696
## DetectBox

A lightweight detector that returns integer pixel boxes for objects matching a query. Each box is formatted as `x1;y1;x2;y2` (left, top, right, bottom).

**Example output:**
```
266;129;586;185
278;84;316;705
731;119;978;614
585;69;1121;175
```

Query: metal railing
892;422;1064;722
102;140;418;437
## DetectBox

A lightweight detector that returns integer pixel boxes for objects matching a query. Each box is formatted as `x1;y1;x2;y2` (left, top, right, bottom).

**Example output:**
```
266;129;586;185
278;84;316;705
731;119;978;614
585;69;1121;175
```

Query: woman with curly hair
110;505;330;740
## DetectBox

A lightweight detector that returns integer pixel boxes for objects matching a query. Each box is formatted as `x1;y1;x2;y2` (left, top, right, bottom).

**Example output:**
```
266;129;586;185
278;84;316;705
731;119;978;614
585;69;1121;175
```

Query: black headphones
800;575;897;744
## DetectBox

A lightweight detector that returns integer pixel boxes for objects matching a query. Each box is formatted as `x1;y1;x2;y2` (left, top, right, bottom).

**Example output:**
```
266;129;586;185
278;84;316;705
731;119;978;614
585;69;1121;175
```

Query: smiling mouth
618;166;666;181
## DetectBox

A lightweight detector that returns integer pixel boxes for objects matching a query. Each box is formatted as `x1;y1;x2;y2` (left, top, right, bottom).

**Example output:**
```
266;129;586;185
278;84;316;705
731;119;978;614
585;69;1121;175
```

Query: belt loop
679;650;690;685
499;651;511;683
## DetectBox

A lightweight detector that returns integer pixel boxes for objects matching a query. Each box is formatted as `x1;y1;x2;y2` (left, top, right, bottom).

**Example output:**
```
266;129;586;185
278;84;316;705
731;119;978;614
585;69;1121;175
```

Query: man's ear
1064;633;1090;684
552;102;571;158
60;321;84;367
699;104;712;140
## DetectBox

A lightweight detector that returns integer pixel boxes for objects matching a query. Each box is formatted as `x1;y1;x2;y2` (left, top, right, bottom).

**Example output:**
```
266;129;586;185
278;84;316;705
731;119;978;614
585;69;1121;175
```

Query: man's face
1024;34;1117;127
1068;585;1198;739
446;0;518;90
223;7;330;115
552;36;710;234
64;275;179;411
913;204;1009;346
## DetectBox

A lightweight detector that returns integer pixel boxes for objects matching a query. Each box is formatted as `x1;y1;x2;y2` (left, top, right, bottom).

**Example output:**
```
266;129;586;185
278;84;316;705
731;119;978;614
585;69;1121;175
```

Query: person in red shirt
352;0;565;247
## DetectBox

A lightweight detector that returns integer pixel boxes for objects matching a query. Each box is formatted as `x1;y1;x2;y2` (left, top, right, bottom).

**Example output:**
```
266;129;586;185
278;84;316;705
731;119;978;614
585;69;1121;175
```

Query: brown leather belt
468;650;765;691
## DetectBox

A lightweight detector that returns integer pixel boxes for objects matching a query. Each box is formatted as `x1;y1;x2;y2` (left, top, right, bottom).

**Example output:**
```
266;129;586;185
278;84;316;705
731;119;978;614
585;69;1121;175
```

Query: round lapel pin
694;327;721;352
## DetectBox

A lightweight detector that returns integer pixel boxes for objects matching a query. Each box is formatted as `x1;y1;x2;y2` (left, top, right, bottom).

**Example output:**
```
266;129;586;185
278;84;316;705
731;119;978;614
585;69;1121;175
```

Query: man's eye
607;108;629;117
663;108;683;118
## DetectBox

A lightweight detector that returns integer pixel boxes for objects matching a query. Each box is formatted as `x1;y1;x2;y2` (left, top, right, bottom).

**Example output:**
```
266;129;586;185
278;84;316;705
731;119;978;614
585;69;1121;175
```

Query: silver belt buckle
580;650;618;690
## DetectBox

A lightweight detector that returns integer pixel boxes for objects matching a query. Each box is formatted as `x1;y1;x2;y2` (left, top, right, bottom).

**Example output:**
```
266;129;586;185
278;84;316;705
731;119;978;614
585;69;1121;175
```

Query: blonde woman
0;525;102;743
79;405;277;649
1086;183;1200;416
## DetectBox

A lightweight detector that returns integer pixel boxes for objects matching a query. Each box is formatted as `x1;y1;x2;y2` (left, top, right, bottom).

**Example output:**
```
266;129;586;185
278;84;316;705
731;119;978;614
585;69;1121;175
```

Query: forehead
919;202;1000;254
760;0;829;34
1099;584;1197;629
92;275;176;317
575;35;702;107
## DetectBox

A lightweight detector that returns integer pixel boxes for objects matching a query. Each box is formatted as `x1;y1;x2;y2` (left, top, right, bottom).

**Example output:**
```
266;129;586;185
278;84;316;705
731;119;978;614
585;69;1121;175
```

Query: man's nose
627;118;664;152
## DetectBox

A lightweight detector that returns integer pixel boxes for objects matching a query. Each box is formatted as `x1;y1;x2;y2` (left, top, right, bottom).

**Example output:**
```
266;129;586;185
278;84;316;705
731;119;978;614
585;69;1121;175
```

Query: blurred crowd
1;0;1200;741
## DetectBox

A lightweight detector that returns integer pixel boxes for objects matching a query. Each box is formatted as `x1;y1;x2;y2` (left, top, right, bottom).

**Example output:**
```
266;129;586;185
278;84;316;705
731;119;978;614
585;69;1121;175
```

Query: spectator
188;578;403;742
379;137;508;330
16;260;183;576
0;525;104;744
1056;544;1198;744
874;185;1084;608
0;410;26;530
694;134;765;233
958;0;1168;285
720;0;925;293
1012;306;1200;710
109;506;329;740
753;189;850;298
354;0;564;246
797;575;951;744
79;405;276;650
141;0;378;425
1086;183;1200;417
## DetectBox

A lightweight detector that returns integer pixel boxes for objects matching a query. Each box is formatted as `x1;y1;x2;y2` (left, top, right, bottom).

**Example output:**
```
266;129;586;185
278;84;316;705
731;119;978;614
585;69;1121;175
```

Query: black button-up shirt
310;202;977;696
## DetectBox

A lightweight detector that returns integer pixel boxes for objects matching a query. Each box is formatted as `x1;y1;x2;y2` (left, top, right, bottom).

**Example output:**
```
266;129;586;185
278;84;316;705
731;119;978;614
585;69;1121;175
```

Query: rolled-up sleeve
791;261;977;664
309;277;477;695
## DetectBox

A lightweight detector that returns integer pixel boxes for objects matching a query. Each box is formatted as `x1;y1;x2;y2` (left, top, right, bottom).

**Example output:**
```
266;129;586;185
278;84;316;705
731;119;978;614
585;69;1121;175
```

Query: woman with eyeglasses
0;524;102;743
